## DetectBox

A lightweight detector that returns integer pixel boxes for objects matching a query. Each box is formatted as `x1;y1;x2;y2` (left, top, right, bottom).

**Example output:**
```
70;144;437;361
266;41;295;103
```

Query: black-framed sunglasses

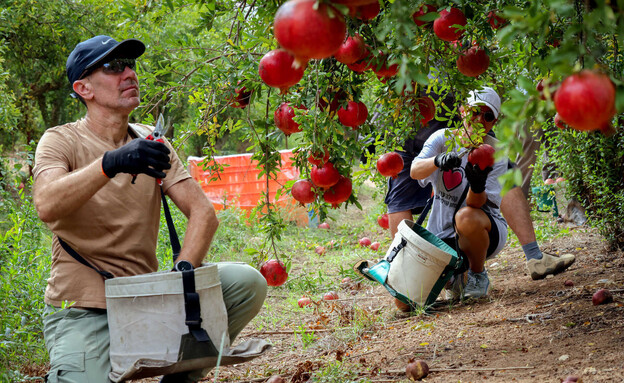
471;108;496;123
101;58;136;74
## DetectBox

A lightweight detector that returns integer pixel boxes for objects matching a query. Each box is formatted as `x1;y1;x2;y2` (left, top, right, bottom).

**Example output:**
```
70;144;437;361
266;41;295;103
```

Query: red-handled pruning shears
131;113;169;185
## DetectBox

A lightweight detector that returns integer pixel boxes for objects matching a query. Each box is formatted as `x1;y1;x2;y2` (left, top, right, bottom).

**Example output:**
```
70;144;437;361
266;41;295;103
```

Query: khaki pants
43;263;267;383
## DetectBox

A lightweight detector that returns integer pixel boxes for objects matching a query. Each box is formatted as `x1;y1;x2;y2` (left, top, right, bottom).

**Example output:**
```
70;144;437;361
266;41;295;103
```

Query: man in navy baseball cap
66;35;145;89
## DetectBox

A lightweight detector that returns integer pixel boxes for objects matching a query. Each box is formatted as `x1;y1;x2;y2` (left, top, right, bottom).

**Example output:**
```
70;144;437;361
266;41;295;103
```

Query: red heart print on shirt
443;168;463;191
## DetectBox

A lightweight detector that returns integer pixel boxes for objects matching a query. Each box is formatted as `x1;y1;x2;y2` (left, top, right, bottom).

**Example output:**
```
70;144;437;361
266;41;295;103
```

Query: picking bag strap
57;237;115;280
160;187;181;263
386;238;408;263
415;197;434;226
452;184;471;274
181;269;211;342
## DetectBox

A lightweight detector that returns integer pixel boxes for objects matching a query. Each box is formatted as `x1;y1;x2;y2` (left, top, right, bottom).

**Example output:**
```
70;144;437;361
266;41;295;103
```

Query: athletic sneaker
526;252;575;280
442;273;466;301
464;269;490;299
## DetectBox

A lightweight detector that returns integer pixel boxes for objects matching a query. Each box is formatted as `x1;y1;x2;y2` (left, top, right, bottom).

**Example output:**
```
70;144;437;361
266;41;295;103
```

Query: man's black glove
102;139;171;179
434;152;461;171
464;163;493;193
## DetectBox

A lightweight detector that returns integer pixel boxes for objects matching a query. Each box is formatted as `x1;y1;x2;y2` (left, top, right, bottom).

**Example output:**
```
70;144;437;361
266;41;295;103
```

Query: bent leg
388;210;413;238
43;306;111;383
500;186;536;246
455;206;491;273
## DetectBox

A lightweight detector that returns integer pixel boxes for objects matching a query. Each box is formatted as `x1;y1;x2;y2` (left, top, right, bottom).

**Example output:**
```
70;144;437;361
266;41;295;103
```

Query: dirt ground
26;198;624;383
196;227;623;383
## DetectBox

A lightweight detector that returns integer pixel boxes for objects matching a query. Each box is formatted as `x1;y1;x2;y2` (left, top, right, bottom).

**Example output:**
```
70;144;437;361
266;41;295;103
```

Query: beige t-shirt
33;118;190;309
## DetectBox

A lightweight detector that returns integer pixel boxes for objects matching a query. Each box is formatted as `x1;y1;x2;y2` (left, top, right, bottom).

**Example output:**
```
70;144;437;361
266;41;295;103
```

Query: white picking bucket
105;264;229;381
385;220;460;307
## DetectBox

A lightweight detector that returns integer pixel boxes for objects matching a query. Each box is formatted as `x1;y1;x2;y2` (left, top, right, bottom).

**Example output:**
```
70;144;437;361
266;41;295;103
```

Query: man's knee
455;207;489;234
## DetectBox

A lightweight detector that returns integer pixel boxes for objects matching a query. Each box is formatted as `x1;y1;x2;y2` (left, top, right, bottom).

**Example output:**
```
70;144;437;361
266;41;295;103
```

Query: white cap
466;87;501;119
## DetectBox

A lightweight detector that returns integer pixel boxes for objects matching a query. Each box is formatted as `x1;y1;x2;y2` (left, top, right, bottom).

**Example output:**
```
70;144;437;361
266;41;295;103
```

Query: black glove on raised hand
464;163;493;194
434;152;462;171
102;139;171;179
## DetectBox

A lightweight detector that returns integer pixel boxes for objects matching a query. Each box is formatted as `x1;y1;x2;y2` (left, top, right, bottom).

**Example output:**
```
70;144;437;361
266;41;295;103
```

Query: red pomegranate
323;175;352;208
338;101;368;128
456;46;490;77
229;85;252;108
317;89;348;112
334;34;367;65
308;150;330;166
311;162;341;188
373;57;399;80
274;0;346;67
258;49;306;94
291;179;317;205
554;70;616;131
377;152;404;179
487;11;507;30
347;48;373;73
354;1;381;21
433;7;467;42
260;259;288;286
275;103;304;136
468;144;496;170
554;113;568;129
377;213;390;229
414;96;436;125
332;0;378;5
412;3;437;26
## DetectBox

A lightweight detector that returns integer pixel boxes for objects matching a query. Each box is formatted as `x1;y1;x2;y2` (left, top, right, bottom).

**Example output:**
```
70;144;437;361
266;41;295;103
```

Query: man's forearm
34;158;109;222
410;157;437;180
177;207;219;268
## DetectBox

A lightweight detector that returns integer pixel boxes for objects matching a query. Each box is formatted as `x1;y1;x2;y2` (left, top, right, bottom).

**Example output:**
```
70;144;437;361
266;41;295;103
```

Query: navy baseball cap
66;35;145;86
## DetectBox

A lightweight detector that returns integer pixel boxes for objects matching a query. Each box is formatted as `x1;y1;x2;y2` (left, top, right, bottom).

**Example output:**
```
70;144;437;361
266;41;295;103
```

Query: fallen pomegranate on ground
315;246;326;255
297;297;312;308
370;241;381;251
318;222;330;229
359;237;372;247
562;376;582;383
260;259;289;287
468;144;496;170
592;288;613;305
406;359;429;380
564;279;574;287
322;291;339;300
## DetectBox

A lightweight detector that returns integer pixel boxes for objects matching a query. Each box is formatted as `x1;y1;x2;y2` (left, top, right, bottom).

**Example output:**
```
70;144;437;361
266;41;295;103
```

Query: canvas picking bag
356;219;464;309
105;264;271;382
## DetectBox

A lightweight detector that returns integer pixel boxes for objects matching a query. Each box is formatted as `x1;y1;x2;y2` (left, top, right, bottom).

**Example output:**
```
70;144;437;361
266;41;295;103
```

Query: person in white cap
409;86;508;299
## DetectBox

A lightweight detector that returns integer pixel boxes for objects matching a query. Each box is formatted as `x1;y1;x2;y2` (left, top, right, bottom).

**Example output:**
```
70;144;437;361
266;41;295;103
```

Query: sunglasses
101;58;136;74
470;108;496;123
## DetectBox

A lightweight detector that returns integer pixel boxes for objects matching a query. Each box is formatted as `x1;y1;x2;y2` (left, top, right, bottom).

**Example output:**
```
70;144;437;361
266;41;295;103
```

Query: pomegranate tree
311;162;341;188
456;46;490;77
346;48;373;73
337;101;368;128
258;49;305;94
323;175;352;207
536;78;558;100
468;144;496;170
274;103;304;136
412;4;437;26
291;179;317;205
554;70;616;131
334;34;367;65
274;0;346;67
377;152;404;178
260;259;288;286
433;7;467;42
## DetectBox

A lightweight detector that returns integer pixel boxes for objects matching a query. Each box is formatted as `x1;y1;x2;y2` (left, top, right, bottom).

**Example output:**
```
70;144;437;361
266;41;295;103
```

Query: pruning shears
131;113;169;185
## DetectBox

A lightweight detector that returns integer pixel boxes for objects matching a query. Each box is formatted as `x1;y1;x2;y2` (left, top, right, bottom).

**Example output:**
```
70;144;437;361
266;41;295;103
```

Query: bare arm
466;189;487;208
166;178;219;268
33;158;109;223
410;157;438;180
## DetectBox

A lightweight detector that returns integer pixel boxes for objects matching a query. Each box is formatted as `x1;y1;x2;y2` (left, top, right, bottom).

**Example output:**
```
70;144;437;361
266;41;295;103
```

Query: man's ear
73;79;93;101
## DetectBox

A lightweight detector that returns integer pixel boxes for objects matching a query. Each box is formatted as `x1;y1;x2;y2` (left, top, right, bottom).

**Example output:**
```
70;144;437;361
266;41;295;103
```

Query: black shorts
441;211;501;260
